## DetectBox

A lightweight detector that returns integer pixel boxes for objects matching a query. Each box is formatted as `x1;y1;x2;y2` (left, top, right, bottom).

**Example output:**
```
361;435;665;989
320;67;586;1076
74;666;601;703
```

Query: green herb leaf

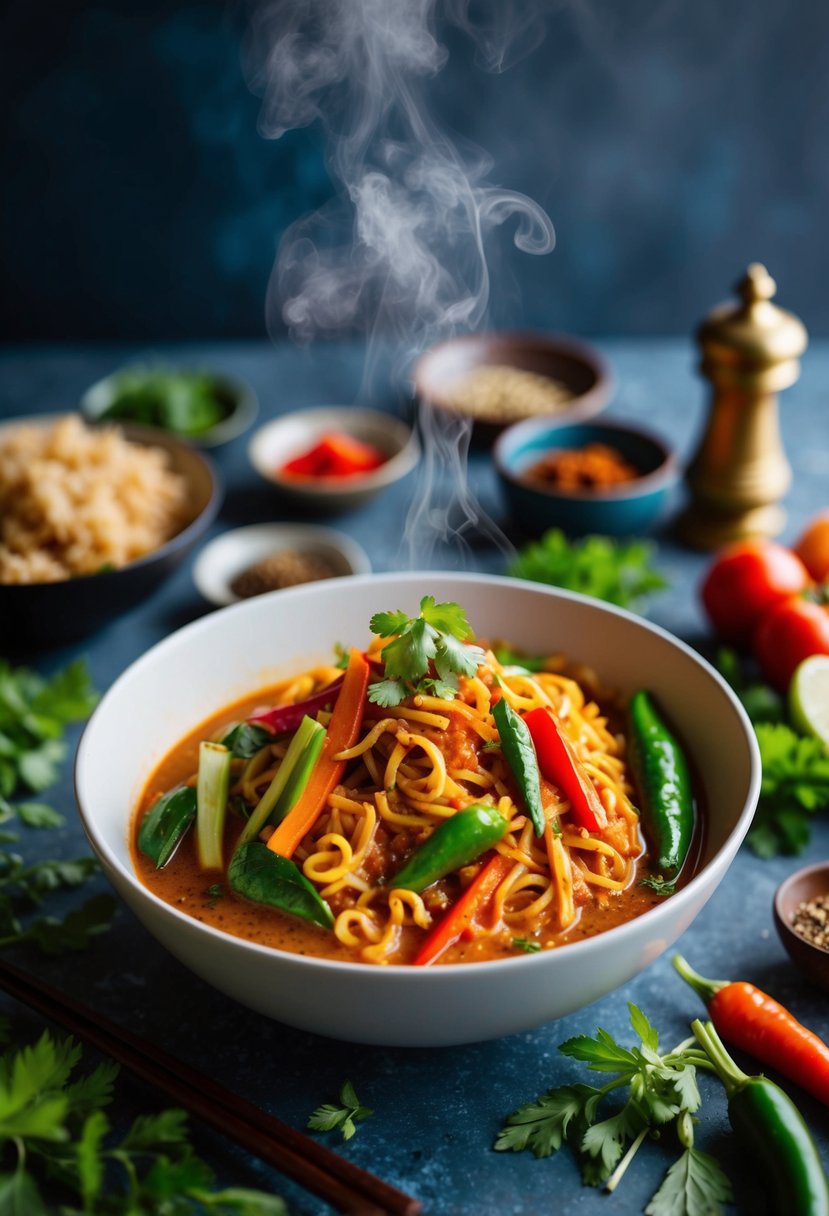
0;1021;289;1212
512;938;541;953
495;1083;601;1157
507;530;668;610
307;1080;373;1142
747;723;829;856
220;723;273;759
645;1147;732;1216
559;1027;639;1072
368;598;485;705
497;1005;716;1210
640;875;677;895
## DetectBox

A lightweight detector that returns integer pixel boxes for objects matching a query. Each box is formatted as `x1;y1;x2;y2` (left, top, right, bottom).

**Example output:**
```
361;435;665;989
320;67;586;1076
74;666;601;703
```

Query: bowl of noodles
75;573;761;1046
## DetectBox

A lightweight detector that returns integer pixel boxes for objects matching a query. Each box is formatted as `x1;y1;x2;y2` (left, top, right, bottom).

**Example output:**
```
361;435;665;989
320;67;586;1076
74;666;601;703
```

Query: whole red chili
674;954;829;1107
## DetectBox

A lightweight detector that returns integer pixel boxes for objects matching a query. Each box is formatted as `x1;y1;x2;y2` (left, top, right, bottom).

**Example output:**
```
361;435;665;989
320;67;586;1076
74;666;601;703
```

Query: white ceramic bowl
75;573;760;1047
192;523;371;607
248;406;420;512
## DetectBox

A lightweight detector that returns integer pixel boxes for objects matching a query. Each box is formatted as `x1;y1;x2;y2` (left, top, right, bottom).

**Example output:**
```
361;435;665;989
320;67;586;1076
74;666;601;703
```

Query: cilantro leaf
559;1027;639;1073
307;1080;373;1142
580;1104;644;1179
495;1083;601;1158
747;723;829;856
645;1147;732;1216
507;530;667;610
367;598;484;705
497;1004;723;1213
0;1031;288;1213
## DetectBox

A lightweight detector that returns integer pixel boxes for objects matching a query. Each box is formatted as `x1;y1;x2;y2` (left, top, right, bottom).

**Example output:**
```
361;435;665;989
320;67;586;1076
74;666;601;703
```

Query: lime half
789;654;829;746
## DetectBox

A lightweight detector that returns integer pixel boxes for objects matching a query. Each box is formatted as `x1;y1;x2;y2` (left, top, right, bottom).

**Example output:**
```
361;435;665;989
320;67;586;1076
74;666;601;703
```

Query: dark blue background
2;0;827;341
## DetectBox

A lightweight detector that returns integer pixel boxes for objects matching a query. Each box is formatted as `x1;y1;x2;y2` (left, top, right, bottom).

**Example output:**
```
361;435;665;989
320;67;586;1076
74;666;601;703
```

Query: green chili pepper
228;841;333;929
693;1019;829;1216
392;805;509;892
627;689;694;879
137;785;197;868
492;696;545;836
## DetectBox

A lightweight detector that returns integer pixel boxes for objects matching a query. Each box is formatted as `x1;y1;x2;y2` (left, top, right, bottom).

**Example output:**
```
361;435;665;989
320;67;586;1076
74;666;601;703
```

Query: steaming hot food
133;597;697;965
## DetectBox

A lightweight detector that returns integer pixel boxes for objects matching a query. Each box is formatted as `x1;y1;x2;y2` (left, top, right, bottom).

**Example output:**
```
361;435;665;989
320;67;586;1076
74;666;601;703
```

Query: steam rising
243;0;555;566
244;0;554;351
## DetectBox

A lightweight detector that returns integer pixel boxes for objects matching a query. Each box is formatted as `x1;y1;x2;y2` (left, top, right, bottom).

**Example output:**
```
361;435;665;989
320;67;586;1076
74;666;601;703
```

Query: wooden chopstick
0;958;421;1216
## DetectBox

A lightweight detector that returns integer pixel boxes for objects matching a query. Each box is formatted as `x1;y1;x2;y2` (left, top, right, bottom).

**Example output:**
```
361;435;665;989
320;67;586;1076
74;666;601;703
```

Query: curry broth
132;683;688;965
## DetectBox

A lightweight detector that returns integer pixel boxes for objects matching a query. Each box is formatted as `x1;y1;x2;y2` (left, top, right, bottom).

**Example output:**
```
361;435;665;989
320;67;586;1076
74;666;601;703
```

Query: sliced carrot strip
267;649;369;859
413;853;512;966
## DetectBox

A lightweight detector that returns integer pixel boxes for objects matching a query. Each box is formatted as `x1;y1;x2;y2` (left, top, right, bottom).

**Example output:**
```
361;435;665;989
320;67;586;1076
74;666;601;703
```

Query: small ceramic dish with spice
192;523;371;608
773;861;829;991
248;406;420;513
494;417;679;537
412;330;613;443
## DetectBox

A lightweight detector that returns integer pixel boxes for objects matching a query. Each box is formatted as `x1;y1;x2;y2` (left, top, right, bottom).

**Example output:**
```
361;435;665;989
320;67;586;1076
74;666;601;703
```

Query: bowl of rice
0;414;222;649
412;331;613;444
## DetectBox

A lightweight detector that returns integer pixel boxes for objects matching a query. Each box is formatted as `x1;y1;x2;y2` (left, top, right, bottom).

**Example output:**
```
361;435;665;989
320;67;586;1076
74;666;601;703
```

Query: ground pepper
792;892;829;951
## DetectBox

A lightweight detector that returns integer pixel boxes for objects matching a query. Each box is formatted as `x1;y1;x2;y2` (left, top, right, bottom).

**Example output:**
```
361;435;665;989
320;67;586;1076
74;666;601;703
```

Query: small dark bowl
773;862;829;992
412;330;613;443
0;418;222;650
494;418;679;538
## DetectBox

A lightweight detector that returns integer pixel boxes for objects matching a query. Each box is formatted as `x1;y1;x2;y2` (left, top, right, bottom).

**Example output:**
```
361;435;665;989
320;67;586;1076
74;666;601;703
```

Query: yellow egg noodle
210;651;643;964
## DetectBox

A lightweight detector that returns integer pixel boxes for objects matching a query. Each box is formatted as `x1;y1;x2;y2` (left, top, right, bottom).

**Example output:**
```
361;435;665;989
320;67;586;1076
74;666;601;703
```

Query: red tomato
753;596;829;690
794;511;829;582
700;539;810;645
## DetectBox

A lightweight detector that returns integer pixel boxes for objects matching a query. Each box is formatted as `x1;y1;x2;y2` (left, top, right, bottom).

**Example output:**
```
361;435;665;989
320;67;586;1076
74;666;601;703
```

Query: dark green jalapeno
627;689;694;879
492;696;545;837
694;1019;829;1216
137;786;197;868
392;805;509;892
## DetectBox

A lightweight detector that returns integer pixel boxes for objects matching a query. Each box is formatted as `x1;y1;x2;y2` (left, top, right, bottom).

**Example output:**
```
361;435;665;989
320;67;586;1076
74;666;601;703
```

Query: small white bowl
192;523;371;608
75;573;761;1047
248;406;420;512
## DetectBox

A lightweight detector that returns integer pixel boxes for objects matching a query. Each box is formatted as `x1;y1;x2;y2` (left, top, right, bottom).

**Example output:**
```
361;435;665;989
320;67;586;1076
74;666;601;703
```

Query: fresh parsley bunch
716;648;829;857
507;529;667;610
0;1028;286;1215
496;1004;731;1216
368;597;485;708
0;657;114;952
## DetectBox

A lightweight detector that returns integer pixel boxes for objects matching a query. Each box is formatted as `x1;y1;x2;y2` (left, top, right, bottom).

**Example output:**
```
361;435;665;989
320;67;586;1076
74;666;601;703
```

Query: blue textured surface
3;2;829;338
0;338;828;1214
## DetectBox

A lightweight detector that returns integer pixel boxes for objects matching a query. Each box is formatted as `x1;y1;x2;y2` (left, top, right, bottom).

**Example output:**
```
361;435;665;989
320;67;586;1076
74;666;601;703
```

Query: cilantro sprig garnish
507;529;668;611
368;597;486;708
496;1003;732;1216
307;1080;373;1142
0;1029;287;1214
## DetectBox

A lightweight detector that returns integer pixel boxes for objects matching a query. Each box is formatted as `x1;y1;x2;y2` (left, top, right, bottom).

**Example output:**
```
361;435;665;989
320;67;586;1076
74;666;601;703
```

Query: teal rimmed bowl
494;418;679;537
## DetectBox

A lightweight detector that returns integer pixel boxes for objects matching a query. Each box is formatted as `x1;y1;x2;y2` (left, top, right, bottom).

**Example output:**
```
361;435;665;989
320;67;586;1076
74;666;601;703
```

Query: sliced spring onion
196;741;232;870
137;785;197;868
236;715;326;847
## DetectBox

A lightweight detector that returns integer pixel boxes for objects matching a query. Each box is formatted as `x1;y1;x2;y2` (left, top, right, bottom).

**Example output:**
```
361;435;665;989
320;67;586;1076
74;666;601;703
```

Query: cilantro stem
605;1127;648;1193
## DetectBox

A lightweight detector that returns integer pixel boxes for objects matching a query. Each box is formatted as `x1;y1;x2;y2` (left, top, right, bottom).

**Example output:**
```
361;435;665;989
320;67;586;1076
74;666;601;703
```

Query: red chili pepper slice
523;706;606;832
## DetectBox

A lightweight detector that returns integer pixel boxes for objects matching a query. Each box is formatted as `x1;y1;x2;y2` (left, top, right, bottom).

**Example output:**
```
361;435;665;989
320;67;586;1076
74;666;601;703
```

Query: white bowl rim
248;406;420;495
75;570;761;978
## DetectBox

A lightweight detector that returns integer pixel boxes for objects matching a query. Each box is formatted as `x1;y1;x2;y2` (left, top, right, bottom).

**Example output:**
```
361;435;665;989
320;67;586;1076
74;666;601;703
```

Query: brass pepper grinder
679;263;808;549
